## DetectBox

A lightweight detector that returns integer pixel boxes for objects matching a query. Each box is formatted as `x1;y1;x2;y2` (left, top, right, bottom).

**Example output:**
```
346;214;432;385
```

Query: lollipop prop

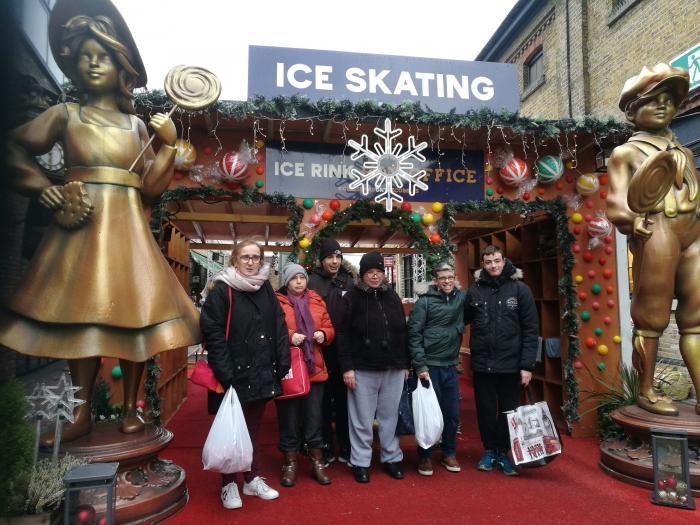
128;65;221;173
627;150;676;227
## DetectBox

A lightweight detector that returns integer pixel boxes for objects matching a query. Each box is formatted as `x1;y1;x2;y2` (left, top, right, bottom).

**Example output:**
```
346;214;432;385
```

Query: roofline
475;0;551;62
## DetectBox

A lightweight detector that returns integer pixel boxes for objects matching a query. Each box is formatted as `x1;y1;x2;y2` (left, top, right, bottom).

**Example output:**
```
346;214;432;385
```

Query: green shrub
91;375;120;422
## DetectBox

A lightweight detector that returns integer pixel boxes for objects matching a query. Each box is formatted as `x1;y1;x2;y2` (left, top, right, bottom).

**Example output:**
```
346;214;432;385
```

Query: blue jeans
417;365;460;459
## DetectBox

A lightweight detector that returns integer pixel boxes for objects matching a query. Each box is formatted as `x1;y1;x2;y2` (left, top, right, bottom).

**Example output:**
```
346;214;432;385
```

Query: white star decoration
348;118;429;211
44;373;85;424
25;384;55;420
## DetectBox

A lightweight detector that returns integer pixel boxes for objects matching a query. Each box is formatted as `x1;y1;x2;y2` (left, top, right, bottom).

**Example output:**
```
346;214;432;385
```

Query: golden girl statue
0;0;201;443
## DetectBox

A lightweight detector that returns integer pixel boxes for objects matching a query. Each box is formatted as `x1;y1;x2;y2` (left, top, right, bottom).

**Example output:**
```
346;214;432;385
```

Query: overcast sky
112;0;519;101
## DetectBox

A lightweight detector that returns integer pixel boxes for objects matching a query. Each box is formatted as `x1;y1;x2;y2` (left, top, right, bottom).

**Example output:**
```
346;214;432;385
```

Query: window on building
525;49;543;88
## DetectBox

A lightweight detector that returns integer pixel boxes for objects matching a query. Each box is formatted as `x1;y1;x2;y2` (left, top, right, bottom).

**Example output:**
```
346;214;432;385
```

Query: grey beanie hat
282;263;308;287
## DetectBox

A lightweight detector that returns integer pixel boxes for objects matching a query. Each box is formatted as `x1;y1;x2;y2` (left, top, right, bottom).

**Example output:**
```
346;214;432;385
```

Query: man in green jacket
407;262;465;476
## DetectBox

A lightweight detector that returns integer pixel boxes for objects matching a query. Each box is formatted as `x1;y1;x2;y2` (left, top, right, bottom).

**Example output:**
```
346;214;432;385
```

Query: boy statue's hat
618;63;689;112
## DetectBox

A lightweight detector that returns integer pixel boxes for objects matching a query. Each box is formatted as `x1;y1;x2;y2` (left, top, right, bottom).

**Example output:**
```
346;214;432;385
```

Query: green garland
437;197;580;428
144;355;162;426
133;90;630;138
300;199;452;274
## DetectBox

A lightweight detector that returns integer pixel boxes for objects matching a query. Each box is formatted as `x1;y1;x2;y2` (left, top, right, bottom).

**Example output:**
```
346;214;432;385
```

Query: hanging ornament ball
484;163;494;172
598;257;606;265
604;235;613;243
431;202;443;213
604;316;612;325
613;335;621;344
576;173;600;196
401;202;412;211
598;345;609;355
591;284;602;294
602;268;613;279
485;152;494;161
607;300;615;308
556;182;564;190
597;362;606;371
575;275;583;284
498;158;529;186
173;171;183;180
218;151;249;182
429;233;442;244
583;251;593;262
605;246;613;254
566;175;574;183
573;360;583;369
255;152;265;162
497;186;505;194
600;191;607;199
578;292;587;301
411;213;421;223
101;357;105;366
329;199;341;210
573;245;581;253
302;198;314;209
586;200;594;209
523;192;531;200
486;188;494;196
572;213;583;224
422;213;434;225
174;139;197;170
585;337;596;348
537;187;546;195
203;146;212;155
588;217;613;239
535;155;564;184
255;139;265;148
298;238;310;249
310;214;322;225
584;213;592;222
592;301;600;310
588;270;596;278
595;328;603;336
606;286;614;294
599;175;609;186
581;311;591;321
486;177;494;185
256;166;265;175
255;180;264;189
226;181;239;190
111;366;122;380
322;210;334;221
573;226;581;235
136;399;146;409
565;160;575;169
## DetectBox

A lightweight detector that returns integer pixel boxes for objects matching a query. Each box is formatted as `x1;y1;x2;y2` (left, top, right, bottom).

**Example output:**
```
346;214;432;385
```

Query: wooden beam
350;227;367;247
203;113;217;138
322;120;333;143
184;201;206;242
174;212;291;224
450;220;503;229
228;223;236;241
377;229;395;248
265;224;270;243
192;243;420;254
267;119;275;139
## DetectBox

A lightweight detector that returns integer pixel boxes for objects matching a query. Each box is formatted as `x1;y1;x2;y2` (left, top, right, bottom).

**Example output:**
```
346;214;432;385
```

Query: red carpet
161;377;693;525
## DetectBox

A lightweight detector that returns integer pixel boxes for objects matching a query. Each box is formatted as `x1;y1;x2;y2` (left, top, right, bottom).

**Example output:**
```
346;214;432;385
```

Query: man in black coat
307;238;354;466
465;245;539;476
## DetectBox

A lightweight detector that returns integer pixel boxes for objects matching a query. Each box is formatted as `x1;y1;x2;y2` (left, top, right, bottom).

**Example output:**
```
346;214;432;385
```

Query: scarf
200;264;271;303
286;289;316;373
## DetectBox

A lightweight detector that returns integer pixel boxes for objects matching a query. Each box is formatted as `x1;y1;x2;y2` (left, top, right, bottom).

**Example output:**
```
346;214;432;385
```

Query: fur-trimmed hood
353;274;391;293
414;280;462;297
473;259;523;283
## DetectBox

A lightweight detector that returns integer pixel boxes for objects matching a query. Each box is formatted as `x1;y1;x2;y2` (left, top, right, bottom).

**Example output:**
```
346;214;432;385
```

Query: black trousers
472;371;521;454
321;372;351;452
275;382;325;453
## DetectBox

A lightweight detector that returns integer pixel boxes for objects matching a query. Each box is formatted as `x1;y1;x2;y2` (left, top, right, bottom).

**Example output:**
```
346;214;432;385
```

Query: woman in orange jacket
276;263;335;487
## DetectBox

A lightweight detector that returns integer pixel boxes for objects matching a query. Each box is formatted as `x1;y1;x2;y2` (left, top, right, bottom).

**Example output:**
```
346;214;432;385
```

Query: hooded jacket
276;287;335;382
307;264;355;373
407;282;465;374
336;275;409;373
464;259;539;374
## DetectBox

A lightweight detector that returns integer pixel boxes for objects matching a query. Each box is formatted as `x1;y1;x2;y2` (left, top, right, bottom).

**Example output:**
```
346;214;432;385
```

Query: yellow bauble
597;345;609;355
565;160;574;169
174;139;197;170
255;139;265;148
575;275;583;284
422;213;434;225
432;202;443;213
613;335;621;344
571;213;583;224
484;164;494;172
298;238;310;249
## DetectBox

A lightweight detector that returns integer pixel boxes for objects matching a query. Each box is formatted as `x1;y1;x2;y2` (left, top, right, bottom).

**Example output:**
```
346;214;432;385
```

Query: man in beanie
308;238;355;465
607;63;700;416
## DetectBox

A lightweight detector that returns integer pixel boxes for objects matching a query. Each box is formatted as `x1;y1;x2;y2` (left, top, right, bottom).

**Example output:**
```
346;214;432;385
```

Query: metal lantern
649;428;695;509
63;463;119;525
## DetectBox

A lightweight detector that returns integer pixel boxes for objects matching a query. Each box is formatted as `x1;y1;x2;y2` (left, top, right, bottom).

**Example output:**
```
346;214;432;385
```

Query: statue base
599;403;700;496
40;422;187;524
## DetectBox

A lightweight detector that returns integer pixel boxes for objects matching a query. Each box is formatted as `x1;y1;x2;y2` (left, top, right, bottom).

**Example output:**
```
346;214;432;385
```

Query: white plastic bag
202;387;253;473
412;378;444;449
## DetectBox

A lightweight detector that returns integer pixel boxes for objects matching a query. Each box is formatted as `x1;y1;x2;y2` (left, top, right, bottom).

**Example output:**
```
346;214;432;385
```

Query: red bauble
573;361;583;369
599;257;606;265
486;177;493;185
587;270;596;278
585;200;593;209
579;292;587;301
584;214;592;221
226;181;239;190
203;146;212;155
537;187;546;195
522;192;530;200
485;152;493;161
329;199;341;210
555;182;563;190
665;477;677;490
75;505;95;525
256;153;264;162
322;210;334;221
256;166;264;175
400;202;412;211
600;191;607;199
429;233;442;244
602;268;613;279
573;227;581;235
603;235;613;244
218;151;249;182
583;251;593;262
173;171;183;180
606;286;614;294
572;245;581;253
585;337;596;348
496;186;504;194
566;175;574;183
599;175;609;186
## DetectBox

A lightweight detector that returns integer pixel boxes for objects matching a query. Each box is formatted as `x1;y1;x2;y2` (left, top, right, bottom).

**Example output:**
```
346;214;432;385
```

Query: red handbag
277;346;310;400
190;287;231;392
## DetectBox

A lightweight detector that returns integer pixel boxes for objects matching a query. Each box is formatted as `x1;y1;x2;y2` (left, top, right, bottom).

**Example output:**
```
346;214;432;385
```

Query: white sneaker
221;482;242;509
242;476;279;500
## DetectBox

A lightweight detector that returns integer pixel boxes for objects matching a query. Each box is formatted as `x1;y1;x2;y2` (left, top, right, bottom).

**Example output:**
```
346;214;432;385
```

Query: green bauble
485;188;494;196
595;328;603;336
111;366;122;380
597;362;606;370
411;213;421;223
581;311;591;321
255;180;264;188
591;284;602;295
302;198;314;209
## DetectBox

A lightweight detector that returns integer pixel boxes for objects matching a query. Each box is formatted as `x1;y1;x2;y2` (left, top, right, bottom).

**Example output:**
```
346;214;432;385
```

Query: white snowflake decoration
348;118;429;211
44;373;85;424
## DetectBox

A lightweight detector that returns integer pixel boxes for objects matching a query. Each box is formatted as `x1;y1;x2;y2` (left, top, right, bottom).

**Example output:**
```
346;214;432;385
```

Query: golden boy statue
0;0;201;443
607;63;699;416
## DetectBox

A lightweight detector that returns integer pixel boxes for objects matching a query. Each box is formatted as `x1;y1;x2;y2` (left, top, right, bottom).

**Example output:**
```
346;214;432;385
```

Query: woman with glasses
200;240;291;509
336;251;410;483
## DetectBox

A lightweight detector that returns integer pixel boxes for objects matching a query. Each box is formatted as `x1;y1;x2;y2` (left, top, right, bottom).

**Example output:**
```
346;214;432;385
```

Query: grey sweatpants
347;368;404;467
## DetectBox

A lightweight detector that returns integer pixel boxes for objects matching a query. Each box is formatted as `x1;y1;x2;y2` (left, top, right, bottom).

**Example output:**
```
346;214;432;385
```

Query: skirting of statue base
599;404;700;497
39;422;187;524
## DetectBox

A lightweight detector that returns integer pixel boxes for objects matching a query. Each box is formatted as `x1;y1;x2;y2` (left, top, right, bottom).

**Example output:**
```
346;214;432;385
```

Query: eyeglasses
437;276;456;282
365;270;384;277
239;255;262;263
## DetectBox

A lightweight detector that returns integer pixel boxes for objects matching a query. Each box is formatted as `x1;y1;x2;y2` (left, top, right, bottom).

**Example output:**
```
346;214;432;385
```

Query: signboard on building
265;140;484;202
384;257;395;268
249;46;519;114
671;43;700;92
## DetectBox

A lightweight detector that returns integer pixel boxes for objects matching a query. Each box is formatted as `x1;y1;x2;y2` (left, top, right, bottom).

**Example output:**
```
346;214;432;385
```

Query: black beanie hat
319;238;343;262
360;251;384;276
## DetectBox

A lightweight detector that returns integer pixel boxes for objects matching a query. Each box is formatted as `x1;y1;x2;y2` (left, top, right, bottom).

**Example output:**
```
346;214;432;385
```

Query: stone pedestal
599;404;700;496
40;423;187;524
